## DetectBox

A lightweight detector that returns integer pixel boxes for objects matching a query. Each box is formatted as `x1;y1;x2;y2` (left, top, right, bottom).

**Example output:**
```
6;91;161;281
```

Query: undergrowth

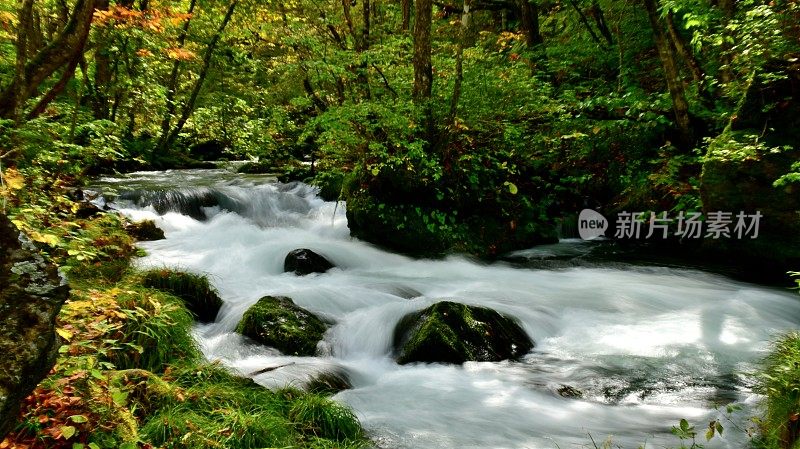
0;168;367;449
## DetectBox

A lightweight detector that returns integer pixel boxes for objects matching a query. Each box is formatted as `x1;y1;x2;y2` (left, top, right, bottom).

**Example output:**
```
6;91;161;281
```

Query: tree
643;0;692;147
0;0;98;120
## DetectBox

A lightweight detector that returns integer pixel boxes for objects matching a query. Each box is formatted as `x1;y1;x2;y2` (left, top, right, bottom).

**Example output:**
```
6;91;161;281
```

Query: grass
757;331;800;449
1;180;368;449
141;269;223;322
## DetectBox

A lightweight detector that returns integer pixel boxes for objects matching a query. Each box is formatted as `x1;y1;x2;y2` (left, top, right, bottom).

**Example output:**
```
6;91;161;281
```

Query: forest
0;0;799;446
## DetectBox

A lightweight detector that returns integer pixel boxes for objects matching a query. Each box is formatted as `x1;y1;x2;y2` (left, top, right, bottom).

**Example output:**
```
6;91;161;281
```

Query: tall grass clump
108;288;200;372
141;268;223;322
138;364;366;449
758;331;800;449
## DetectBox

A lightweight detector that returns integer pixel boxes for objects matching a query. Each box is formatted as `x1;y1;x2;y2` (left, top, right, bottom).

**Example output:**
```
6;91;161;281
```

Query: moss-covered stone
699;63;800;279
141;269;223;322
346;191;557;258
236;296;326;356
125;219;165;241
0;212;70;440
393;301;534;365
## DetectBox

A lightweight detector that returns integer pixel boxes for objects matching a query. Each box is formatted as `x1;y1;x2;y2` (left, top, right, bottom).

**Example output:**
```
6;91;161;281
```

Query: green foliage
757;331;800;449
107;288;201;373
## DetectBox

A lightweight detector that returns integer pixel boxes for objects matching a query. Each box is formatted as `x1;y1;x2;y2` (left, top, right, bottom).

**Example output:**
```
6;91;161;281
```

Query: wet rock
0;213;70;439
306;371;352;395
236;296;326;356
393;301;534;365
125;219;165;241
284;249;334;275
142;269;222;322
557;385;583;398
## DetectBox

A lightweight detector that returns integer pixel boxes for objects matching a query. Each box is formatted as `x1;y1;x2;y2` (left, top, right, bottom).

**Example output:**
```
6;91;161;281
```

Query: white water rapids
98;169;800;449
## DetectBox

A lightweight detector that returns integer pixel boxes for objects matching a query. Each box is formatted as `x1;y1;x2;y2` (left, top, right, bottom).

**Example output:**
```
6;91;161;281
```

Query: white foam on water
101;170;800;449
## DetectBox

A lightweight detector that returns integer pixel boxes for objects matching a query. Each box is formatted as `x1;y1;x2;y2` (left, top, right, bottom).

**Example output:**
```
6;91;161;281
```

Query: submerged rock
0;213;70;439
236;296;326;356
125;219;165;241
393;301;534;365
142;269;223;322
306;370;352;395
284;249;334;275
557;385;583;398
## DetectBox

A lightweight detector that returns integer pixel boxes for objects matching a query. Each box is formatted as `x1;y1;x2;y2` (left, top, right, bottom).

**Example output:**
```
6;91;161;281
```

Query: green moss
236;296;326;356
394;301;534;364
141;269;223;322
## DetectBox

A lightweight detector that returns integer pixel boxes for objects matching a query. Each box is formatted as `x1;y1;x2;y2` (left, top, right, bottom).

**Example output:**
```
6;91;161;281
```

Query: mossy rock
236;296;326;356
284;249;334;275
393;301;534;365
141;269;223;322
345;191;557;258
306;371;352;395
125;219;165;241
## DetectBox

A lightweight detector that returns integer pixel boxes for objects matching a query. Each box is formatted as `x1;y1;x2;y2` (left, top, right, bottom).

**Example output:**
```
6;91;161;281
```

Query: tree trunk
717;0;735;84
9;0;35;123
412;0;433;99
567;0;602;45
160;0;239;152
665;10;706;96
643;0;693;147
157;0;197;151
588;0;613;44
93;0;112;119
518;0;542;47
402;0;412;30
449;0;472;124
0;0;97;119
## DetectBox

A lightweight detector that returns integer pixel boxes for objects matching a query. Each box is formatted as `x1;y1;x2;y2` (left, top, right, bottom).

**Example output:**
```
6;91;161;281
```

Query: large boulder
284;249;334;275
236;296;326;356
699;60;800;281
393;301;534;365
142;269;223;322
0;213;70;439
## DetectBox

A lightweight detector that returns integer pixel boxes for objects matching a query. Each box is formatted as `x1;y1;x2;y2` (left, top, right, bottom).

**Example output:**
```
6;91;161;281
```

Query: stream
93;168;800;449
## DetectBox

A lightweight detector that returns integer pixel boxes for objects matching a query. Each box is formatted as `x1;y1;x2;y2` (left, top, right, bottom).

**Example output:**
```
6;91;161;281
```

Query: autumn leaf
164;47;197;61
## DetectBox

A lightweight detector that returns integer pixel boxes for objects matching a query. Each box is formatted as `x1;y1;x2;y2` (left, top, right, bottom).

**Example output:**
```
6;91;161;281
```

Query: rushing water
95;168;800;449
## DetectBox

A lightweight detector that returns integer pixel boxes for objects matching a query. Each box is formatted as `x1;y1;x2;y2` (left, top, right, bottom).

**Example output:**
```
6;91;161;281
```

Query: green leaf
119;443;137;449
706;426;715;441
111;390;129;406
61;425;77;439
715;421;724;435
506;182;518;194
69;414;88;423
72;444;85;449
680;419;690;432
89;443;102;449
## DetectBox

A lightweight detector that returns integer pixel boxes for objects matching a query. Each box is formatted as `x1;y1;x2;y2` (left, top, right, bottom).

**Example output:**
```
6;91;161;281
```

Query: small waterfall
96;169;800;449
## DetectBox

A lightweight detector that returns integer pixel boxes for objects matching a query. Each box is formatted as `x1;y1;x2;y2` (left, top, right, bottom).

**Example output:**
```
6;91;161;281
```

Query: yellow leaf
29;231;60;246
56;328;74;342
1;168;24;190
